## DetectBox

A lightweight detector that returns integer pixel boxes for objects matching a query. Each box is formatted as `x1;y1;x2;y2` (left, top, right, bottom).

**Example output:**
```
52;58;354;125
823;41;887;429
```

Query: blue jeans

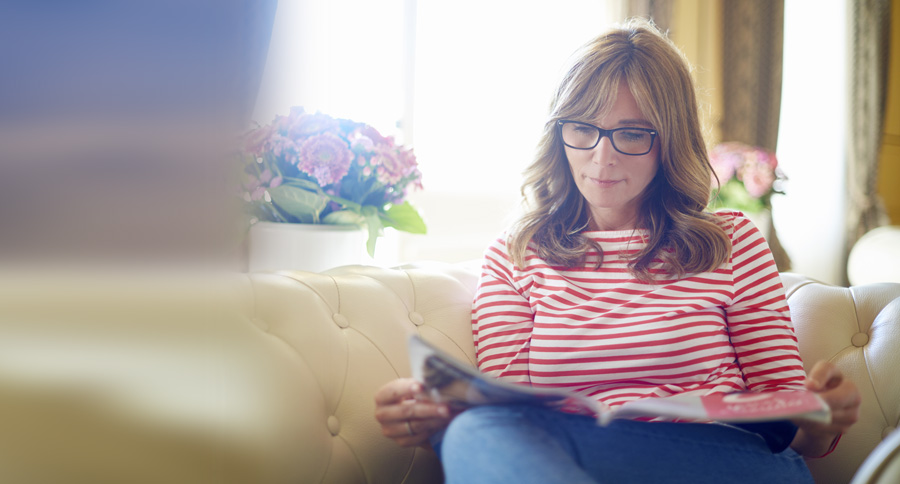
433;404;814;484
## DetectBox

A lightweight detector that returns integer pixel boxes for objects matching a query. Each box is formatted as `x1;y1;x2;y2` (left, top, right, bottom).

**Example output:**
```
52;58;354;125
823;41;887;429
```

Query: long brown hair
508;19;730;281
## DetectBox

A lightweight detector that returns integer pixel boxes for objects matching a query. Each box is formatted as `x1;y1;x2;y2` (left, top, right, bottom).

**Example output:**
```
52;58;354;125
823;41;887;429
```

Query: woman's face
563;81;659;231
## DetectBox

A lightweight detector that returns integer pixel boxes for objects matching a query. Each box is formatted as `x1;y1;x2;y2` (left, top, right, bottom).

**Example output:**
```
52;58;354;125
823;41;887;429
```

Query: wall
878;0;900;223
667;0;724;147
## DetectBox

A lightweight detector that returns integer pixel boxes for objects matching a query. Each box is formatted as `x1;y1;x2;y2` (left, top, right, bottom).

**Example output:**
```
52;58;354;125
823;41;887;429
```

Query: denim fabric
433;404;814;484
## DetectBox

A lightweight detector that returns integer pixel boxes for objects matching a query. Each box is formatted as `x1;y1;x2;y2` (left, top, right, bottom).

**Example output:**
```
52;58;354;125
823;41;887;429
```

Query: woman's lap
434;404;814;484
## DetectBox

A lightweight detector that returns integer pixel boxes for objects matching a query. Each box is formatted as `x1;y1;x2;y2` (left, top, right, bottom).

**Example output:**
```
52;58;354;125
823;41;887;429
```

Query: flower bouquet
240;107;425;256
708;142;785;214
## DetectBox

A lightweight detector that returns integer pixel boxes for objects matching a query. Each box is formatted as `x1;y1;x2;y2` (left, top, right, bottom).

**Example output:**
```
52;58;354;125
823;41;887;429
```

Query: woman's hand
791;360;862;457
374;378;454;448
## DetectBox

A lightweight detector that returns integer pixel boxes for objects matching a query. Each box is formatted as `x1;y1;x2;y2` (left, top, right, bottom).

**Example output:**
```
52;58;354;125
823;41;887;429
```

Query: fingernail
438;406;449;417
411;382;422;393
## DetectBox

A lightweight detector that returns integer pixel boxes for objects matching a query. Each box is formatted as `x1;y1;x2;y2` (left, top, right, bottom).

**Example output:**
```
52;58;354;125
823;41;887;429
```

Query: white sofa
0;265;897;484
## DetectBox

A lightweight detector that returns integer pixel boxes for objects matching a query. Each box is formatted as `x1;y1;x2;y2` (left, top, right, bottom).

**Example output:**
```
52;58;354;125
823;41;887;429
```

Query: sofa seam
399;270;427;482
331;433;372;484
365;273;413;314
849;287;891;427
403;269;476;365
252;274;334;484
276;272;338;314
329;274;351;418
784;279;816;300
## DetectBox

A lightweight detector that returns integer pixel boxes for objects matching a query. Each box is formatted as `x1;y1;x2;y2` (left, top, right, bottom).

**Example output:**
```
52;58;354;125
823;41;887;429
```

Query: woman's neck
587;211;640;231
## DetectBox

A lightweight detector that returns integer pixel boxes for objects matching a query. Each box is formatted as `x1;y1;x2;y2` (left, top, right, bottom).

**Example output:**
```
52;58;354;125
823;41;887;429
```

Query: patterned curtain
844;0;892;283
719;0;792;271
627;0;674;32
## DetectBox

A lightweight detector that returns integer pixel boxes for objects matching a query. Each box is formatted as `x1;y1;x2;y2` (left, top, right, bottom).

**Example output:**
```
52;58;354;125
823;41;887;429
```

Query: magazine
408;334;831;426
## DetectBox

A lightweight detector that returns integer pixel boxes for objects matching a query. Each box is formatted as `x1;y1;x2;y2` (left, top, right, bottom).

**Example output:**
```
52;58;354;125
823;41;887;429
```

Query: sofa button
409;312;425;326
883;426;896;440
851;332;869;347
327;415;341;436
333;314;350;328
252;318;268;331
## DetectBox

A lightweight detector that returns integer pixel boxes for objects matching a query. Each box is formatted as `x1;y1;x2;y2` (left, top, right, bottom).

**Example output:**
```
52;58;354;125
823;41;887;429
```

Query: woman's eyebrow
617;118;655;128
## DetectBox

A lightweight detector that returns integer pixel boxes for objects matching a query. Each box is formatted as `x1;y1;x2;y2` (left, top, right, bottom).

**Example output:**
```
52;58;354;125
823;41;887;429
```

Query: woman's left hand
791;360;862;457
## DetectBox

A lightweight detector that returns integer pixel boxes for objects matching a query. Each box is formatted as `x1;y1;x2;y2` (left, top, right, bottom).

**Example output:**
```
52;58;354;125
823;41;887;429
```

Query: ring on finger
405;420;415;436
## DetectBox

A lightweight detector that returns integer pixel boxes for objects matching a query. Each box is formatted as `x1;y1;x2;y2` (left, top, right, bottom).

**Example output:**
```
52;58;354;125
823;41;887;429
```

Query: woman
375;19;860;483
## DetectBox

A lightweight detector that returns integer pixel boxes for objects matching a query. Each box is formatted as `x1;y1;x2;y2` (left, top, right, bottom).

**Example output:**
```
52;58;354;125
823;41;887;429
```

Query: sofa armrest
851;427;900;484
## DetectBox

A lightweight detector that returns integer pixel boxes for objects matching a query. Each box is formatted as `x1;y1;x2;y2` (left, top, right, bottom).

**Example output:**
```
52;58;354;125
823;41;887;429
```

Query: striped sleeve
725;213;807;391
471;237;534;384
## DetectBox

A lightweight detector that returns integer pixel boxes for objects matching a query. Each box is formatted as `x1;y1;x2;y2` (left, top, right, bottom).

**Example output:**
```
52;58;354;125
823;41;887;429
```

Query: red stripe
471;225;806;410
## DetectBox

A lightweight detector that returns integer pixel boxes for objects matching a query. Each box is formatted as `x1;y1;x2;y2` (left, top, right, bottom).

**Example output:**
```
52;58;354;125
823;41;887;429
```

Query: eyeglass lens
560;123;654;155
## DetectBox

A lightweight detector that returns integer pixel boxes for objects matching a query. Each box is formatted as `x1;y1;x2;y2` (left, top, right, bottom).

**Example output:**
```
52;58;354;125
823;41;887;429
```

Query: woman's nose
591;135;617;165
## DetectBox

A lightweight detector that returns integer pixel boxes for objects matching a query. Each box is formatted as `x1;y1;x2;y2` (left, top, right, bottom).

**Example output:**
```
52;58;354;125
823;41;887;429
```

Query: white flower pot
248;222;367;273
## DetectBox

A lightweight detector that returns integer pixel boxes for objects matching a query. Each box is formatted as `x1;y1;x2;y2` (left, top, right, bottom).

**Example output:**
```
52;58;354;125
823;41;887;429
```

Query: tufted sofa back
266;263;478;483
0;266;897;483
781;273;900;484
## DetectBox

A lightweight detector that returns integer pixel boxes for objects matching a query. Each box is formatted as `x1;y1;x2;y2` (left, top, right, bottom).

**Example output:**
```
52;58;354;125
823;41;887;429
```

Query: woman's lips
588;177;622;187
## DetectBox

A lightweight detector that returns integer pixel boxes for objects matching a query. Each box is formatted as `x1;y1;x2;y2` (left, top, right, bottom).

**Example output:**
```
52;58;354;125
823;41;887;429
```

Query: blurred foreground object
0;0;277;269
0;271;308;483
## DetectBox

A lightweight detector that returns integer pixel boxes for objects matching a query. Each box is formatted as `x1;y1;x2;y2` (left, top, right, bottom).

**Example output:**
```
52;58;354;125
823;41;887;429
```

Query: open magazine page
407;334;600;417
408;334;831;427
600;391;831;426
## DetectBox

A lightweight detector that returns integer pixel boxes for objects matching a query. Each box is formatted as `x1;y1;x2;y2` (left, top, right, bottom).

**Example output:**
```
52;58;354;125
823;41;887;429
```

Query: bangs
553;59;625;123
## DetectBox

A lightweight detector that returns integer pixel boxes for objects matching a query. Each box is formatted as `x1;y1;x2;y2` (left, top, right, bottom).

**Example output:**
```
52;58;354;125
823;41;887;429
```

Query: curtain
721;1;784;154
627;0;674;32
844;0;892;283
718;0;792;271
628;1;790;270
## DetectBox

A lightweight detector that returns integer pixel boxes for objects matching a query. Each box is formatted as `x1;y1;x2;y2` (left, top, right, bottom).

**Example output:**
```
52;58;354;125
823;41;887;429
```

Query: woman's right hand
374;378;453;448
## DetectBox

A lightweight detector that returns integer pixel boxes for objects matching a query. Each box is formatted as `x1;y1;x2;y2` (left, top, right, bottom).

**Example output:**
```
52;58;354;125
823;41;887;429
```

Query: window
256;0;621;264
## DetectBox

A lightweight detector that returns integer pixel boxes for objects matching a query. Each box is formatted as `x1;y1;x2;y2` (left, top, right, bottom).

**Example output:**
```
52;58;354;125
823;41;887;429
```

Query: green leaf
709;179;765;214
326;194;363;212
381;201;427;234
322;210;365;226
284;177;325;193
362;206;383;258
268;185;328;223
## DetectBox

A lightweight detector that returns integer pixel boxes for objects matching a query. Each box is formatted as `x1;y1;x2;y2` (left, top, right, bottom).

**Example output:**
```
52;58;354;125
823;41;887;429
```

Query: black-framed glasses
557;120;658;156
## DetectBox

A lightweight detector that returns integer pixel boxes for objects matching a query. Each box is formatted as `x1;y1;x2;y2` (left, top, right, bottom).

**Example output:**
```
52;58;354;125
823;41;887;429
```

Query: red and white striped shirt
472;211;806;410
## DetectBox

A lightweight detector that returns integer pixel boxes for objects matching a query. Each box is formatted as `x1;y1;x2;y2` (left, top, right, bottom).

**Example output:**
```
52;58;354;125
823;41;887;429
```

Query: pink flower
709;143;743;184
360;125;391;146
289;112;340;138
709;142;780;199
244;168;283;201
250;186;266;201
269;133;295;158
244;124;274;155
739;159;776;198
296;132;353;185
351;135;375;152
259;169;283;188
371;145;420;186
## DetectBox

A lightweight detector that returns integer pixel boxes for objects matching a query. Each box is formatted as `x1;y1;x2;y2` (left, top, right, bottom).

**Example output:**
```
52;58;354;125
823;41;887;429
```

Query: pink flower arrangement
241;107;425;255
708;142;785;213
